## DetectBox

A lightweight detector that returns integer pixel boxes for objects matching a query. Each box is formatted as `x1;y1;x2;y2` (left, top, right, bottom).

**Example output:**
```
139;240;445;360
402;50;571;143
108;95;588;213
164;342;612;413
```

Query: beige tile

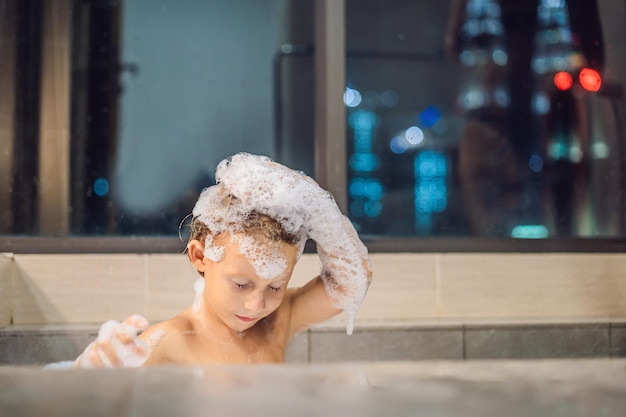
13;254;146;324
0;253;13;327
296;253;438;327
356;254;438;321
289;254;321;288
439;254;626;319
146;254;199;321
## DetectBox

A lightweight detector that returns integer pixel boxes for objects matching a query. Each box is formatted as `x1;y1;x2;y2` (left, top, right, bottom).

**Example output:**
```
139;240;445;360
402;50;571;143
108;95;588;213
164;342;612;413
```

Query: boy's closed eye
231;279;283;292
232;280;250;289
267;285;282;293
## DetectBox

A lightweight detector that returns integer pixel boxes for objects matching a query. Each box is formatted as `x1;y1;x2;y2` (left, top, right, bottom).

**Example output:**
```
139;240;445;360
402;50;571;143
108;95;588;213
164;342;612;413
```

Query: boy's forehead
219;234;298;279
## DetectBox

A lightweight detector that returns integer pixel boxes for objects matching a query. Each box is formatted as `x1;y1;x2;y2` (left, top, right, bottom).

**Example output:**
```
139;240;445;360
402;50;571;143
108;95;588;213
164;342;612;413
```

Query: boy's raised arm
289;209;372;336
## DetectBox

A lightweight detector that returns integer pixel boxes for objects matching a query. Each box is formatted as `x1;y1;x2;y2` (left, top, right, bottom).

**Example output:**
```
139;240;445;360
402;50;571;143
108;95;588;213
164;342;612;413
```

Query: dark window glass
345;0;625;238
1;0;314;237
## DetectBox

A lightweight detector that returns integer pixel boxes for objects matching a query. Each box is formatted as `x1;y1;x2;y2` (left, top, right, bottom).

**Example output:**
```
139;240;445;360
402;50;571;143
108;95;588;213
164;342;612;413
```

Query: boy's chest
178;320;290;364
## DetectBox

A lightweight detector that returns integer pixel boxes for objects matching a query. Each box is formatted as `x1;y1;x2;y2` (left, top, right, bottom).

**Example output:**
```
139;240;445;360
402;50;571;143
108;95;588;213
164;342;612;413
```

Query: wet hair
188;210;300;247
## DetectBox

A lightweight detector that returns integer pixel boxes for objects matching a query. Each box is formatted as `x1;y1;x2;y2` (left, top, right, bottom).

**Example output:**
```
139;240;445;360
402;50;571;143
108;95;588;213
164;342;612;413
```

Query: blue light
390;136;408;154
414;151;447;178
349;200;365;218
413;150;448;232
349;178;384;200
418;105;442;128
511;225;549;238
349;110;378;130
349;153;378;173
94;177;109;197
364;200;382;218
349;178;366;198
414;179;447;213
354;129;373;153
365;179;384;200
529;154;544;172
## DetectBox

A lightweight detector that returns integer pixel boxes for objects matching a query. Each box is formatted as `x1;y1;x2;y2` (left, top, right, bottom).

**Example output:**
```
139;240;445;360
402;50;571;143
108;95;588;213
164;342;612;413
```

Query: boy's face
200;235;299;333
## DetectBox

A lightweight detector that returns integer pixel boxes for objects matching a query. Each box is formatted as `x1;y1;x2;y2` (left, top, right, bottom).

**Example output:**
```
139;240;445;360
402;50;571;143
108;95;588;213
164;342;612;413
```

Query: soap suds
192;278;205;313
144;328;165;351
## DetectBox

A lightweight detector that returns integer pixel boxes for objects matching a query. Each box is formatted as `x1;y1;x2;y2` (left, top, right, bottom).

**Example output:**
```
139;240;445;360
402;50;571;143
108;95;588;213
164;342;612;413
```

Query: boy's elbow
363;258;373;286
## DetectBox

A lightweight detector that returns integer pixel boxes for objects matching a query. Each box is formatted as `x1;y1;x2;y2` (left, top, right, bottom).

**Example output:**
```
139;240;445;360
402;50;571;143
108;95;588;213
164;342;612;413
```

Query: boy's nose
244;291;265;312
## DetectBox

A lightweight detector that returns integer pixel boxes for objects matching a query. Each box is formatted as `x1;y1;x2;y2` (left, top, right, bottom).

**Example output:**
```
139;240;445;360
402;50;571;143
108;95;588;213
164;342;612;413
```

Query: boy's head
187;195;302;332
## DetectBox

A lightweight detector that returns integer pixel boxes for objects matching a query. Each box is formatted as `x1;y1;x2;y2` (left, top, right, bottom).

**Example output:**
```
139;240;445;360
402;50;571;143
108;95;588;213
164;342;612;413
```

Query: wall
1;252;626;364
2;252;626;325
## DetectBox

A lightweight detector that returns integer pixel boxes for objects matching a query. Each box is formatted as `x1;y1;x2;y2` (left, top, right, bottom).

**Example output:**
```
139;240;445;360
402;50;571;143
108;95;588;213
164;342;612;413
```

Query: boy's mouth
235;315;256;322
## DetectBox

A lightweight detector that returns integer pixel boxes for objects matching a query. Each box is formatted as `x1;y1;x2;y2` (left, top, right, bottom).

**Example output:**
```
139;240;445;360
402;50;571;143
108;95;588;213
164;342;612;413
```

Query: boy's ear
187;239;207;271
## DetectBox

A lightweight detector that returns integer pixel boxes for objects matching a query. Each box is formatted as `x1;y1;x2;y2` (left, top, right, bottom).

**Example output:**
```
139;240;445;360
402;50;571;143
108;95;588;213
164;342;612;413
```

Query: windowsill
2;236;626;254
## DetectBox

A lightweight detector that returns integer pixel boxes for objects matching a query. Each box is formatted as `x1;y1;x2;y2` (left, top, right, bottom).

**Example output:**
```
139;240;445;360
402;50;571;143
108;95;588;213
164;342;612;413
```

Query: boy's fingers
115;331;148;357
123;314;149;331
88;344;104;367
116;330;134;345
131;344;148;356
98;339;123;367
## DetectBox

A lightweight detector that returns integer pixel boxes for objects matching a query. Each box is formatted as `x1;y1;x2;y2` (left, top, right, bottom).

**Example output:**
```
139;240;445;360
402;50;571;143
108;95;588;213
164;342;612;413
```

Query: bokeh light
344;87;362;107
405;126;424;145
553;71;572;91
418;106;441;128
381;90;399;107
93;177;110;197
528;154;544;173
579;68;601;92
390;135;409;154
511;224;549;239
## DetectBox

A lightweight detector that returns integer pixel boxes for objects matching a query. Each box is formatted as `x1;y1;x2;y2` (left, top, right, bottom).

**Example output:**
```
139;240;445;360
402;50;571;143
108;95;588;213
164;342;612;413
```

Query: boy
73;153;372;367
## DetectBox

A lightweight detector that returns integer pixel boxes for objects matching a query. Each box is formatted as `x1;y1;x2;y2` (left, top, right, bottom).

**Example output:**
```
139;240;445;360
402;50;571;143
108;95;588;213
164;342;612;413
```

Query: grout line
9;254;15;326
435;254;442;318
462;326;467;360
609;323;613;358
144;254;150;318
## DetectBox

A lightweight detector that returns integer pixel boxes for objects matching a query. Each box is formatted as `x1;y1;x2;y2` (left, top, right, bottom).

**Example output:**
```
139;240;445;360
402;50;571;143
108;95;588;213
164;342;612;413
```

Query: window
1;0;625;253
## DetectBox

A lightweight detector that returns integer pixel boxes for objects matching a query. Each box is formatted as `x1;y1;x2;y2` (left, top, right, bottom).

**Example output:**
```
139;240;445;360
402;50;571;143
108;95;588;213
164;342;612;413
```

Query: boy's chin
229;316;261;332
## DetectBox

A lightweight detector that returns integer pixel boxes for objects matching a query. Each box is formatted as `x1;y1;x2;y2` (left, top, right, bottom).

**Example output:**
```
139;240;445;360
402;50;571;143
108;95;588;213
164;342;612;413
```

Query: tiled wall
2;322;625;365
0;254;12;327
2;253;626;324
1;252;626;365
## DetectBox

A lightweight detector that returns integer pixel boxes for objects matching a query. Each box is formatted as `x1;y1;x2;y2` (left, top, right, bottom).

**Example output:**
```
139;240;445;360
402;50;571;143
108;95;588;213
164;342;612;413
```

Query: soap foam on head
192;153;371;334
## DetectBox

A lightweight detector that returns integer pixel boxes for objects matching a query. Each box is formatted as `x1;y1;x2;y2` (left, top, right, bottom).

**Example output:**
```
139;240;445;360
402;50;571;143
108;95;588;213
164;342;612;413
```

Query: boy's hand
73;314;150;368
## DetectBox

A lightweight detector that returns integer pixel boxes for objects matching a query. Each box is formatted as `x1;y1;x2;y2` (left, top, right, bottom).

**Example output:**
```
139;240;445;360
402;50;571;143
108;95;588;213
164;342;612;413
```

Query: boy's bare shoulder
140;313;197;364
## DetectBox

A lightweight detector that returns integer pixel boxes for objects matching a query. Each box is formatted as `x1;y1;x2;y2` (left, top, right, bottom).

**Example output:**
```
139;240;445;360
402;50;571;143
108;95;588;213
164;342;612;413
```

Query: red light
579;68;602;92
553;71;573;91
